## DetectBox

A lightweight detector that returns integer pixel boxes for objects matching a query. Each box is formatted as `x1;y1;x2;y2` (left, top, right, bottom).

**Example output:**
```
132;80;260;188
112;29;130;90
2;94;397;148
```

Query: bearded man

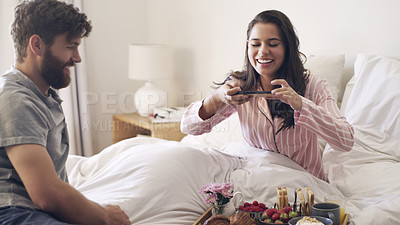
0;0;130;224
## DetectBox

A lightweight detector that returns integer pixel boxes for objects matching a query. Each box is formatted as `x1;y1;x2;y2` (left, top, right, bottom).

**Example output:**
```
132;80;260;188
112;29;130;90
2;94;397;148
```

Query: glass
324;197;346;225
212;204;226;216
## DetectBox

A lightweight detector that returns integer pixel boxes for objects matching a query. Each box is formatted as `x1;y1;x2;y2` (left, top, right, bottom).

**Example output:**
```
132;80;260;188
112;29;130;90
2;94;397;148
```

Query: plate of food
288;216;333;225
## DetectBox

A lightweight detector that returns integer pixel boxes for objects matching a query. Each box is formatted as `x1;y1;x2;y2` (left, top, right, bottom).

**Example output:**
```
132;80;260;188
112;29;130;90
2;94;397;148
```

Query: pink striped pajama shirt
181;75;354;180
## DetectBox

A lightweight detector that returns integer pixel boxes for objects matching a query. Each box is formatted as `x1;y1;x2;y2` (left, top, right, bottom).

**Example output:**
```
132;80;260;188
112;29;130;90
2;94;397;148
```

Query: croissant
229;211;257;225
204;215;230;225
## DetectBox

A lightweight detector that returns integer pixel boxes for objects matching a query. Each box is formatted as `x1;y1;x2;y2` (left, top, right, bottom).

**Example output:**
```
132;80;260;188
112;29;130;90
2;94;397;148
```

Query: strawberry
253;201;259;206
280;213;289;223
271;213;280;221
264;218;273;224
289;211;298;219
283;206;292;214
261;210;268;220
265;208;276;218
274;220;283;224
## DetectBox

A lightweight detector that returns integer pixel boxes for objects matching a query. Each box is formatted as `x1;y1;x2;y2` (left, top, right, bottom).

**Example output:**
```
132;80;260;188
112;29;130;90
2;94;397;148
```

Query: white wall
81;0;400;153
0;0;18;74
82;0;148;153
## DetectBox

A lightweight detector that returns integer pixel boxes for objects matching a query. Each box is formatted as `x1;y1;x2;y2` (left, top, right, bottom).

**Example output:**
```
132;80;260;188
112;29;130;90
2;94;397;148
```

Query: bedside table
112;113;187;143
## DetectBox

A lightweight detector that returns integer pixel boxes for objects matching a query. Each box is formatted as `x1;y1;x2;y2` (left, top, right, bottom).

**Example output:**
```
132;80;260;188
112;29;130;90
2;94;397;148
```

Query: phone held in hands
234;91;275;98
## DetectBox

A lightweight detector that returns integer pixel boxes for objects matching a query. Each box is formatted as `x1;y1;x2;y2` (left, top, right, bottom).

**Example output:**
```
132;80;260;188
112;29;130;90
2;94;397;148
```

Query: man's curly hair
11;0;92;62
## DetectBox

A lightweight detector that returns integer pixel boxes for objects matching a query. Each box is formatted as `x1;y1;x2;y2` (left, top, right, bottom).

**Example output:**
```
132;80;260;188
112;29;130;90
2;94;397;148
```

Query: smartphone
234;91;275;98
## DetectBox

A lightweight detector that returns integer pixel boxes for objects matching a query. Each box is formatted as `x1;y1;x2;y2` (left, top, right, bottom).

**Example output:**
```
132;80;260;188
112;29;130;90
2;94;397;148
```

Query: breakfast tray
192;206;351;225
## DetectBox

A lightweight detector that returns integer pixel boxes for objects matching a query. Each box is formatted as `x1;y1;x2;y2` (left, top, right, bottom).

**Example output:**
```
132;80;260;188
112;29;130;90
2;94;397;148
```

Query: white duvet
67;138;343;224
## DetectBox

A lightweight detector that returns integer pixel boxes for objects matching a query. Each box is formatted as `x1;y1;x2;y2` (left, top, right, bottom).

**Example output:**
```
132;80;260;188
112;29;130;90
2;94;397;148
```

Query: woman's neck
259;75;276;91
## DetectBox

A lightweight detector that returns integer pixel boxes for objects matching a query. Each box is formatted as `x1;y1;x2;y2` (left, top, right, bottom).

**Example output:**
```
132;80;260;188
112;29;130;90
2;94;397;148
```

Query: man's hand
104;205;130;225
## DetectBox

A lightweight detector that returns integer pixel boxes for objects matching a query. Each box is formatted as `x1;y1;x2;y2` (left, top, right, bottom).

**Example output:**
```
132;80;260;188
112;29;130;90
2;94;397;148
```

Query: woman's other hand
271;79;302;111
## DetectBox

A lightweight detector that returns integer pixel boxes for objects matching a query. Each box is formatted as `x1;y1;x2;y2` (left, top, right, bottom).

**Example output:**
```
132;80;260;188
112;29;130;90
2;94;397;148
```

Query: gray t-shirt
0;67;69;210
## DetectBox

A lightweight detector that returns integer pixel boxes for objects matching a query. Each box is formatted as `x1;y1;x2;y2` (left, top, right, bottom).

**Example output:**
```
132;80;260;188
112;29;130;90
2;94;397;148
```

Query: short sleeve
0;91;50;148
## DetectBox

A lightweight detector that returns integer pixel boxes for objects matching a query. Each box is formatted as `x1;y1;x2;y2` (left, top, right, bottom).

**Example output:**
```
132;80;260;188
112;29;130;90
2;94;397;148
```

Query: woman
180;10;354;180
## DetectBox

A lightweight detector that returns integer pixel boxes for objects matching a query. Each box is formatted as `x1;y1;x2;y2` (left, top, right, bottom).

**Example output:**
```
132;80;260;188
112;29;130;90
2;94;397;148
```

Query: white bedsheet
67;137;344;224
324;142;400;224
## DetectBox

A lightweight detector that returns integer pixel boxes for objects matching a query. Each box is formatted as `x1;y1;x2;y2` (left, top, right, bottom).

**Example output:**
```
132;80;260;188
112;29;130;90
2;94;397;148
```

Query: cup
312;203;340;225
324;197;346;225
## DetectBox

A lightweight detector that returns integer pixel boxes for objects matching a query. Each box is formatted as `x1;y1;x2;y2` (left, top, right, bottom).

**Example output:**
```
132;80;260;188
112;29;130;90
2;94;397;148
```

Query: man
0;0;130;224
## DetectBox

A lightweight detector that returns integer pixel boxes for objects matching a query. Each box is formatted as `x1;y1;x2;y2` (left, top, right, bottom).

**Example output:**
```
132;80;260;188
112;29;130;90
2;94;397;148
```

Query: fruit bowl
237;201;267;221
258;206;297;225
259;218;288;225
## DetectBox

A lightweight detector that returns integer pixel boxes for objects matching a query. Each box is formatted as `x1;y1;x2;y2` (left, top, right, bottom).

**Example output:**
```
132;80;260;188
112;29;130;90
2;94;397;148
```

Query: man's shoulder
0;72;39;102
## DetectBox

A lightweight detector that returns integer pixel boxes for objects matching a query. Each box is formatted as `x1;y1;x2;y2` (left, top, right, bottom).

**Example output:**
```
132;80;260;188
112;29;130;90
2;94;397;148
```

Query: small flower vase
212;203;230;217
211;192;244;217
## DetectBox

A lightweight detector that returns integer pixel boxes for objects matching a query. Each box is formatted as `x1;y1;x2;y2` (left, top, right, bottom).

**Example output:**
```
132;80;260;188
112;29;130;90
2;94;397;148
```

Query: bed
66;53;400;225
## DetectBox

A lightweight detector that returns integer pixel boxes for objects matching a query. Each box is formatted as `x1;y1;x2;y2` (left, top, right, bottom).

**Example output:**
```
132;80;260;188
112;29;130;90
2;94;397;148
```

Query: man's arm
6;144;130;225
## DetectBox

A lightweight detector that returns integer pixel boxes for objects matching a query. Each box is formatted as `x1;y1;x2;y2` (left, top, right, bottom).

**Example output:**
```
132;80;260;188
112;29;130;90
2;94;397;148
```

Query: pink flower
199;182;234;205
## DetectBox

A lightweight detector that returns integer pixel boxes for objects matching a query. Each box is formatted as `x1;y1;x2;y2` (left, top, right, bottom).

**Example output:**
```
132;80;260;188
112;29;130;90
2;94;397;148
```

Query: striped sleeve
294;77;354;152
180;99;237;135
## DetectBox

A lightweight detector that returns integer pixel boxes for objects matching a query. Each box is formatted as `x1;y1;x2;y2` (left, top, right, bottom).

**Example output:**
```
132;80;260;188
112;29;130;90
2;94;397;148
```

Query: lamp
129;44;173;116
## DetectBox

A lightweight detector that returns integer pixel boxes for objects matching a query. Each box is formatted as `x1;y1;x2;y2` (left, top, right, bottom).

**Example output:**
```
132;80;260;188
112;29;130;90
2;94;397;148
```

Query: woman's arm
293;77;354;151
181;76;250;135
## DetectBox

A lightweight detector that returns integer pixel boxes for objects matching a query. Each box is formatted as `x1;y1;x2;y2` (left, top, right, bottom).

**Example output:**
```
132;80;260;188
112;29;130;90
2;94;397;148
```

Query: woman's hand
199;76;250;120
218;76;251;106
271;79;303;111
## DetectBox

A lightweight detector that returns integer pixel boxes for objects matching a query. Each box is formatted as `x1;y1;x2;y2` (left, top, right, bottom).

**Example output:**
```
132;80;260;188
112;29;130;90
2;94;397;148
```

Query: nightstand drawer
112;113;186;143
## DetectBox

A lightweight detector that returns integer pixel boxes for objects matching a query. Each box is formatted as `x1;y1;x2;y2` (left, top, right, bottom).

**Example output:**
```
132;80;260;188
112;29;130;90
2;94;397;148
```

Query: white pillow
305;54;345;101
344;53;400;157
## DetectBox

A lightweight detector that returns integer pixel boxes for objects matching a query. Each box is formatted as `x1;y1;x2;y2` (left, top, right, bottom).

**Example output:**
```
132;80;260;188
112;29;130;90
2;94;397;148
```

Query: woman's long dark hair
217;10;309;132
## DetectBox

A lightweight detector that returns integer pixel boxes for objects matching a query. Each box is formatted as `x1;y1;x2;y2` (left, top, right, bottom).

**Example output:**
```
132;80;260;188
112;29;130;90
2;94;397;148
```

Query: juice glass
324;197;346;225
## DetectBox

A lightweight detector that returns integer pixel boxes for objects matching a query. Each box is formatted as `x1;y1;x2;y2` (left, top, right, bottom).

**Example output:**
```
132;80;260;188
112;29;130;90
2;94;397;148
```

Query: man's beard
41;48;73;90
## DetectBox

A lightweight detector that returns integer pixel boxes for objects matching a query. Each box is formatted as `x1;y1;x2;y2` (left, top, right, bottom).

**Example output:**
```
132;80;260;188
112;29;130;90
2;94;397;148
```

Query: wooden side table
112;113;187;143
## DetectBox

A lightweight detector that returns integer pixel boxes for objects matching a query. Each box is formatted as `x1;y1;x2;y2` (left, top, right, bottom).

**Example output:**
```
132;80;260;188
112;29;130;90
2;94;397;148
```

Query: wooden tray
193;207;351;225
192;207;212;225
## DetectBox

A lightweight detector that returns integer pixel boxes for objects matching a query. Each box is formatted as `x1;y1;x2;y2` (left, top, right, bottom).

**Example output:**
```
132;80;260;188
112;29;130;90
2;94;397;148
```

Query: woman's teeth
257;59;273;64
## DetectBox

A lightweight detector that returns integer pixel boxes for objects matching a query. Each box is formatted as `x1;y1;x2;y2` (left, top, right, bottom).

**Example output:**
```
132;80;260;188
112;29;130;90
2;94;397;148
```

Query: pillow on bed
342;53;400;157
304;54;345;101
